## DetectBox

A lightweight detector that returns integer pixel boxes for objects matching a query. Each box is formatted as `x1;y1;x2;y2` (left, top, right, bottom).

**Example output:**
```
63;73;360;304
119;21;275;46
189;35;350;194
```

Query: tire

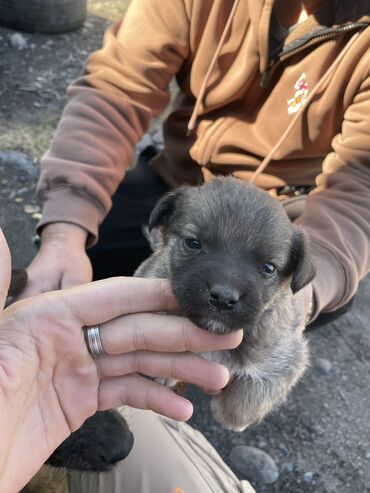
0;0;87;34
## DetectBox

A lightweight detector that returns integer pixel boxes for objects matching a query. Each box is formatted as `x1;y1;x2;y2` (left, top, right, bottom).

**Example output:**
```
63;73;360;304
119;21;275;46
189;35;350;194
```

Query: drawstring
249;31;361;184
187;0;241;136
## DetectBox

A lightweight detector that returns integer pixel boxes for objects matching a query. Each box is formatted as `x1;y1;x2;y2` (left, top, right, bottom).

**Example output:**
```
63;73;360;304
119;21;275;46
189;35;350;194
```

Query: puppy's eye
184;237;201;250
259;262;277;276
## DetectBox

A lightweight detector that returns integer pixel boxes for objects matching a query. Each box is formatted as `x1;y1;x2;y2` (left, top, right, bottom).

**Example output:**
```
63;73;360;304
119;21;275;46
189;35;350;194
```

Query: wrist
40;222;88;249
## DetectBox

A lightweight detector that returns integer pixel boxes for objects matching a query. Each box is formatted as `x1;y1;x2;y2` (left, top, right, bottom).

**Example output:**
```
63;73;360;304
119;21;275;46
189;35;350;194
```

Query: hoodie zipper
260;22;368;88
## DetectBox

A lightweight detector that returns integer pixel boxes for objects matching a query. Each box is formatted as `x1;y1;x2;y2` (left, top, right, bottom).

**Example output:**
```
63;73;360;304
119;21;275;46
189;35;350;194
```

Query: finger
98;373;193;421
0;229;12;310
100;313;243;354
97;351;230;390
62;277;179;324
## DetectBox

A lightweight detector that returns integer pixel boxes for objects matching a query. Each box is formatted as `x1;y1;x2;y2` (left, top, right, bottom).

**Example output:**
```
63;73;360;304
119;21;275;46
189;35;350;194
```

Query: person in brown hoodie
19;0;370;490
23;0;370;326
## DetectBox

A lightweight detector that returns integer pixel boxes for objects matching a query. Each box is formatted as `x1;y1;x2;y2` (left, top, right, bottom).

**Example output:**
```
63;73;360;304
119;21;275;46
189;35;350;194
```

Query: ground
0;3;370;493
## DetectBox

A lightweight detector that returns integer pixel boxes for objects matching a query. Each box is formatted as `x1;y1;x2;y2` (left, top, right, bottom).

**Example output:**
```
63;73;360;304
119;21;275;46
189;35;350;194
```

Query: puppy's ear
289;227;316;294
149;189;184;232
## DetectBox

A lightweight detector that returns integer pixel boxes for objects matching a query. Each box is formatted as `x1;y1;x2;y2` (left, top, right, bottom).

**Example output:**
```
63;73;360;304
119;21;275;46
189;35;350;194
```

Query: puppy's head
149;177;315;334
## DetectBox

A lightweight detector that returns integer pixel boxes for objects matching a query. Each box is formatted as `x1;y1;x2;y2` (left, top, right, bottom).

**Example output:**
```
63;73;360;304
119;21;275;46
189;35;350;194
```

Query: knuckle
132;318;150;351
130;352;142;374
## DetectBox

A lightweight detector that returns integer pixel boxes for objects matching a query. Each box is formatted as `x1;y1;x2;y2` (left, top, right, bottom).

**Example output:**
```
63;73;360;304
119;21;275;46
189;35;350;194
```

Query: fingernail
218;364;230;387
202;387;221;395
230;329;243;347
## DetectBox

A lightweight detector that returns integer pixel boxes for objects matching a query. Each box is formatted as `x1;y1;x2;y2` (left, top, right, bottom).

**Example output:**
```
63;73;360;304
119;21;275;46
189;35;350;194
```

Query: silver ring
84;324;106;357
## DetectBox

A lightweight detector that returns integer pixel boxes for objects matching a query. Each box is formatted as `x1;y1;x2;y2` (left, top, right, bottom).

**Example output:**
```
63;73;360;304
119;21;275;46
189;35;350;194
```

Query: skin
274;0;331;27
20;222;92;298
0;230;242;492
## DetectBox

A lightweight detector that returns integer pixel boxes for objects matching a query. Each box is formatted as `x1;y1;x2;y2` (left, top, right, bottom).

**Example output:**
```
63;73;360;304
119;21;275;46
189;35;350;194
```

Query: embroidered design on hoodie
287;73;309;114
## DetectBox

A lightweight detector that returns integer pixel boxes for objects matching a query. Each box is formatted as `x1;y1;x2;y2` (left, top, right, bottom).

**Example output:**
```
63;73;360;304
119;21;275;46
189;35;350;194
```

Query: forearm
295;161;370;315
37;84;151;246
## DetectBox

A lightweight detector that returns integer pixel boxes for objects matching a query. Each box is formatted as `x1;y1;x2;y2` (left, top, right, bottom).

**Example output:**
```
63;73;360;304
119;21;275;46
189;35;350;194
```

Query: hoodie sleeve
295;73;370;316
37;0;190;245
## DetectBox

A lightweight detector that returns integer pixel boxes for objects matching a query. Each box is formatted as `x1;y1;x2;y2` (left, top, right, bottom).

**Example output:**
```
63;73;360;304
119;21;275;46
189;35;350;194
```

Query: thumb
0;229;12;311
61;268;93;289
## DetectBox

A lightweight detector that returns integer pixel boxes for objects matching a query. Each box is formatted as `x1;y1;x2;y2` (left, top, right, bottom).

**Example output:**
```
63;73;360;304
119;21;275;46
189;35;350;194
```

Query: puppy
7;270;134;471
135;176;315;431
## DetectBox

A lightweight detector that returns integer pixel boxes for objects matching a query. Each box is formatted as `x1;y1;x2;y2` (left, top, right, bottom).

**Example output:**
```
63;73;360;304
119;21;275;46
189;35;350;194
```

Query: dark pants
87;147;169;280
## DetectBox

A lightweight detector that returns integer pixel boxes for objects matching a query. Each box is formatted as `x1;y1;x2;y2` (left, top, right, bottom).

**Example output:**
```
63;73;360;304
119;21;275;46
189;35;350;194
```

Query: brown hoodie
37;0;370;317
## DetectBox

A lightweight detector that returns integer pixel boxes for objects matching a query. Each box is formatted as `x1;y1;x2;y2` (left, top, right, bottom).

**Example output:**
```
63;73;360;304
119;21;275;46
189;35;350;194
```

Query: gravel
10;32;27;50
314;357;333;374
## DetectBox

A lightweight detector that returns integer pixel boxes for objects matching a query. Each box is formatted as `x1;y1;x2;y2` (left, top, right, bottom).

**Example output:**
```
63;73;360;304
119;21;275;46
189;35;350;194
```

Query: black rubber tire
0;0;87;34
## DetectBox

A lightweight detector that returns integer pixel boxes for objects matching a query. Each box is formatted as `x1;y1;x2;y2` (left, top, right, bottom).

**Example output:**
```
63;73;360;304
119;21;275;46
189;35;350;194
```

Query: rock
303;471;314;482
229;445;279;484
24;204;40;214
313;424;324;436
315;358;333;374
10;33;27;50
365;452;370;459
282;462;294;473
0;151;38;178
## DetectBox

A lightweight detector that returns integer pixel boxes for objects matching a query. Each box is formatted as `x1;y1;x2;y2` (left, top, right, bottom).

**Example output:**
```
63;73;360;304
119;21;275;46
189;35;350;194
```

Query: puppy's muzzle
209;283;240;311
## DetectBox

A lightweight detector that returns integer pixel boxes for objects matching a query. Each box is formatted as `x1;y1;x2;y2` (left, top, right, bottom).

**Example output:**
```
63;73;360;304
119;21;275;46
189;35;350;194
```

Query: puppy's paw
46;410;134;471
210;393;251;432
155;378;186;395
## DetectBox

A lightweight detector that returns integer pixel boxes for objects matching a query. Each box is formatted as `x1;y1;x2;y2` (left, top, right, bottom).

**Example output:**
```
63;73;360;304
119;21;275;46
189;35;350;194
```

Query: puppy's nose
209;284;240;310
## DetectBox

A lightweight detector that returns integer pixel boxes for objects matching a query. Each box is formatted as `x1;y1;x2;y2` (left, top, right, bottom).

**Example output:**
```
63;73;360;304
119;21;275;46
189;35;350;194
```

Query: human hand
19;222;92;299
0;231;242;492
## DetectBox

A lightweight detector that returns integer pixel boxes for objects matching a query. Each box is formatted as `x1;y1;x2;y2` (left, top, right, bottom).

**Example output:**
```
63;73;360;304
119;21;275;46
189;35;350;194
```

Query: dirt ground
1;4;370;493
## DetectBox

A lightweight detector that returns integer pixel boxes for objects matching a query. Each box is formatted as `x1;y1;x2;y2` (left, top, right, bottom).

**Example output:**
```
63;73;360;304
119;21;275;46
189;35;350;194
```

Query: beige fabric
26;408;255;493
23;465;68;493
68;407;255;493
